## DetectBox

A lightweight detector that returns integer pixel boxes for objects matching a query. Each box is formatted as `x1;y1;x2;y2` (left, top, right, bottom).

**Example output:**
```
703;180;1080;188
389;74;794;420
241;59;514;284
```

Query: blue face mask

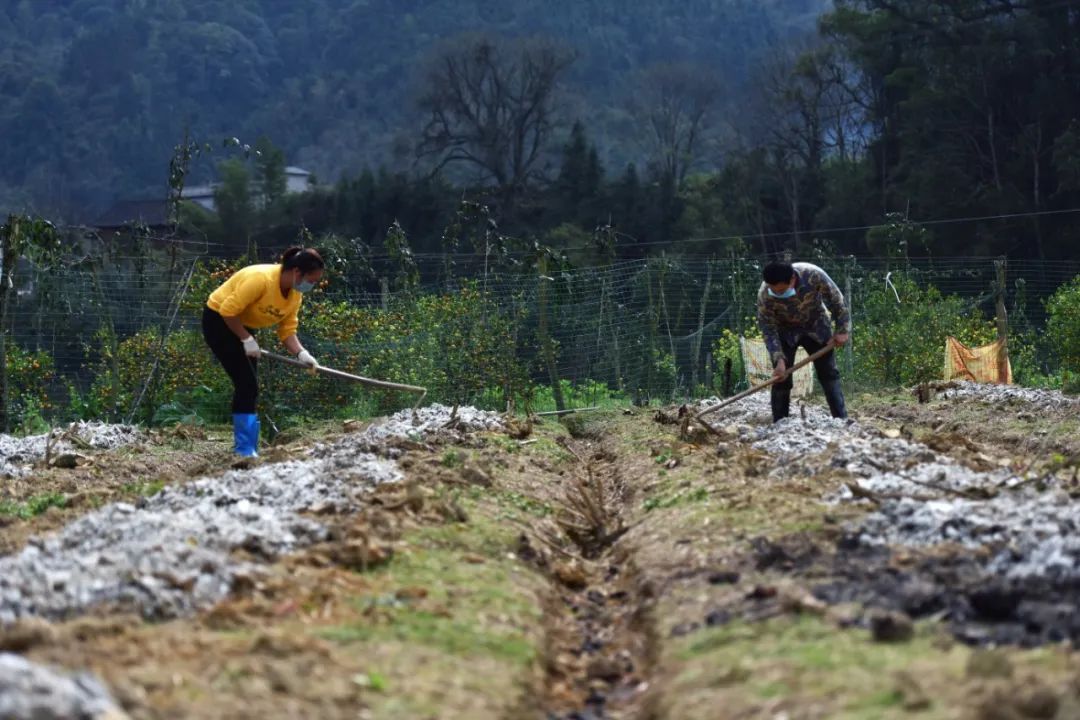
295;277;316;293
767;286;797;299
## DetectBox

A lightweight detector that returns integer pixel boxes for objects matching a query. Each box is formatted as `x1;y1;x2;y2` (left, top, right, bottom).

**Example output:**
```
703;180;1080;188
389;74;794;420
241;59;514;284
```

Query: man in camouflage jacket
756;261;850;422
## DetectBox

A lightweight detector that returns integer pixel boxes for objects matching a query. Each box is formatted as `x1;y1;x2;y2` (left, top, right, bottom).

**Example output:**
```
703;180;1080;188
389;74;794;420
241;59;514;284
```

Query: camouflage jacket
756;262;850;365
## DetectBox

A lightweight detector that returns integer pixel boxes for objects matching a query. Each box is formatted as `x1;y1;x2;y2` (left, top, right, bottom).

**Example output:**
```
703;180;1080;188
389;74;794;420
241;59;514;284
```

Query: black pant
771;334;847;422
202;307;258;414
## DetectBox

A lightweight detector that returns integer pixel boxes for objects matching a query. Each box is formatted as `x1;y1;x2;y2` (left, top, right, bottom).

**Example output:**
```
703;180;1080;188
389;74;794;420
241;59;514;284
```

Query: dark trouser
771;334;847;422
201;307;258;414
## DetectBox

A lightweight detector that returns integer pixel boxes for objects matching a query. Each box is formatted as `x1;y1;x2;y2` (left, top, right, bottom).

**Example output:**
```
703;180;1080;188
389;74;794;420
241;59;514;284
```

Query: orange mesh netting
740;337;814;397
943;336;1012;384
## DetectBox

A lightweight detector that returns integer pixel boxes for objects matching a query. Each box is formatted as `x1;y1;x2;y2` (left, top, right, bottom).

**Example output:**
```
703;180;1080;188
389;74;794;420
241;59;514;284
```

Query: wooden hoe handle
260;350;429;409
695;339;837;423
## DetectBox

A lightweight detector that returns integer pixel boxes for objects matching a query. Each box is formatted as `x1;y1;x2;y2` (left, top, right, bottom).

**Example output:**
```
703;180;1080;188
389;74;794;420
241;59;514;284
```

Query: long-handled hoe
695;339;837;435
260;351;428;420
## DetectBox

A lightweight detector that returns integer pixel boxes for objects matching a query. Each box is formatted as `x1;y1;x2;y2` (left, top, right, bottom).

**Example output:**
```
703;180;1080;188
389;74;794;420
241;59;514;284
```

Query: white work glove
296;349;318;368
241;336;261;358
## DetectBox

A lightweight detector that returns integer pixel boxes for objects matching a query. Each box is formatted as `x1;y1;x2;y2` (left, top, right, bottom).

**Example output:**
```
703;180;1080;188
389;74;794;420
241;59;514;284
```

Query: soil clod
869;609;915;642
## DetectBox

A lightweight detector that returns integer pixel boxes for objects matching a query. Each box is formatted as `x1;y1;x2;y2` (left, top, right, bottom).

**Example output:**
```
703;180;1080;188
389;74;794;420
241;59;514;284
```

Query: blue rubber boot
232;413;259;457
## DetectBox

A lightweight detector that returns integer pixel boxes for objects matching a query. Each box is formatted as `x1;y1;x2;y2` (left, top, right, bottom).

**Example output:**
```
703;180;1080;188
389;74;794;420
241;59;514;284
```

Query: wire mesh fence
3;243;1078;432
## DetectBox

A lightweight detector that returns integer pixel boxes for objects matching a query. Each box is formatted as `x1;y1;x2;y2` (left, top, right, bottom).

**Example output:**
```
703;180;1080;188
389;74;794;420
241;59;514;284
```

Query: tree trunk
987;108;1003;193
785;168;801;253
1031;121;1046;260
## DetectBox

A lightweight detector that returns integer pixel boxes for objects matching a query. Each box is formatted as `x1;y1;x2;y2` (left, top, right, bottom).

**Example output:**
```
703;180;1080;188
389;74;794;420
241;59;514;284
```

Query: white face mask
293;269;317;293
767;286;796;299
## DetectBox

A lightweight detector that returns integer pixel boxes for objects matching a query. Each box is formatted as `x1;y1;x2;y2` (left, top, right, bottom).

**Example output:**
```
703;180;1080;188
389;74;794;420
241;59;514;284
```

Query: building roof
181;184;216;198
285;166;311;176
93;199;171;229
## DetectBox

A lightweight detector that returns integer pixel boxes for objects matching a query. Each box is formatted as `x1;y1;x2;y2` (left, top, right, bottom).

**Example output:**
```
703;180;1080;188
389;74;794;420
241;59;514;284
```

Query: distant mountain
0;0;829;217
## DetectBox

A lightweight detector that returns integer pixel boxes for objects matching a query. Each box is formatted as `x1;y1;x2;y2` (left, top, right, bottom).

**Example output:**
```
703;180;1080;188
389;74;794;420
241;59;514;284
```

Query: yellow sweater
206;264;301;341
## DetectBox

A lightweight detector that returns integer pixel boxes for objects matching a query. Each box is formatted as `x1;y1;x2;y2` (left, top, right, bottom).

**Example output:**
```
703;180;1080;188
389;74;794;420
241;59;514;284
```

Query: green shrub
303;284;527;412
5;343;54;432
152;385;220;426
1046;275;1080;392
712;328;748;394
853;274;997;386
84;279;532;424
525;378;628;412
650;350;678;400
87;327;233;424
1008;330;1058;388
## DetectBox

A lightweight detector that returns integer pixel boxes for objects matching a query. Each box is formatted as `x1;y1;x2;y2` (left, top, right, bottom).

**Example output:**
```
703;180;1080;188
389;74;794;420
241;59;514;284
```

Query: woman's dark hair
280;246;325;274
762;261;795;284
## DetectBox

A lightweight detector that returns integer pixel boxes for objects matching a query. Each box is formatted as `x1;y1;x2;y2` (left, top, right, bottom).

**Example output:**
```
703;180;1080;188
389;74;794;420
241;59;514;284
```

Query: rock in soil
553;560;589;590
0;653;128;720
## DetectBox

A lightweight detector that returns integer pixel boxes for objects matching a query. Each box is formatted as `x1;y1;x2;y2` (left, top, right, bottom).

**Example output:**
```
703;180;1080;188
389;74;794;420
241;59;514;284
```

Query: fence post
844;273;854;377
994;257;1009;382
380;277;389;311
723;357;733;397
537;255;566;412
645;263;657;399
690;261;713;393
0;223;14;432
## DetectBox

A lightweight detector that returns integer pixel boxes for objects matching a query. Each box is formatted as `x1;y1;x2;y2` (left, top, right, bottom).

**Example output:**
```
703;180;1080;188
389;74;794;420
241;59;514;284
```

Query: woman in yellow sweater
202;246;325;456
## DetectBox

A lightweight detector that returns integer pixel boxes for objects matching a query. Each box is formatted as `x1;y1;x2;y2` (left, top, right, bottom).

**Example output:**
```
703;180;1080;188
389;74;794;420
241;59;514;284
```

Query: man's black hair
763;261;795;284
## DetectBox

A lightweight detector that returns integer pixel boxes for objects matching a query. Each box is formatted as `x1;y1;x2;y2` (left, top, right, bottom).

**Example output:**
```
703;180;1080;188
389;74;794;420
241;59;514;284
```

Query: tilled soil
688;389;1080;645
3;385;1080;719
1;405;513;719
0;422;145;479
0;425;235;557
647;385;1080;718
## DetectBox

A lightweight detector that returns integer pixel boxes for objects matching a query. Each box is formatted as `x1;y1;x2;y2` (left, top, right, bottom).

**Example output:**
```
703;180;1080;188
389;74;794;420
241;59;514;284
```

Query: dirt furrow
525;436;659;720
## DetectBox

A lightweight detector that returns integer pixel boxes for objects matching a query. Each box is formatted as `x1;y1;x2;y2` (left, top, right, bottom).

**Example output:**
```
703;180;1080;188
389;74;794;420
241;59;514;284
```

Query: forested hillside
4;1;1079;262
0;0;825;217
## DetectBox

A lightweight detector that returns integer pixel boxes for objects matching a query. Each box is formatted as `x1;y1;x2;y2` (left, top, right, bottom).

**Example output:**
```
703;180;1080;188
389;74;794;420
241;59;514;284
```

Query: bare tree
750;44;865;249
416;34;575;209
634;63;722;187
